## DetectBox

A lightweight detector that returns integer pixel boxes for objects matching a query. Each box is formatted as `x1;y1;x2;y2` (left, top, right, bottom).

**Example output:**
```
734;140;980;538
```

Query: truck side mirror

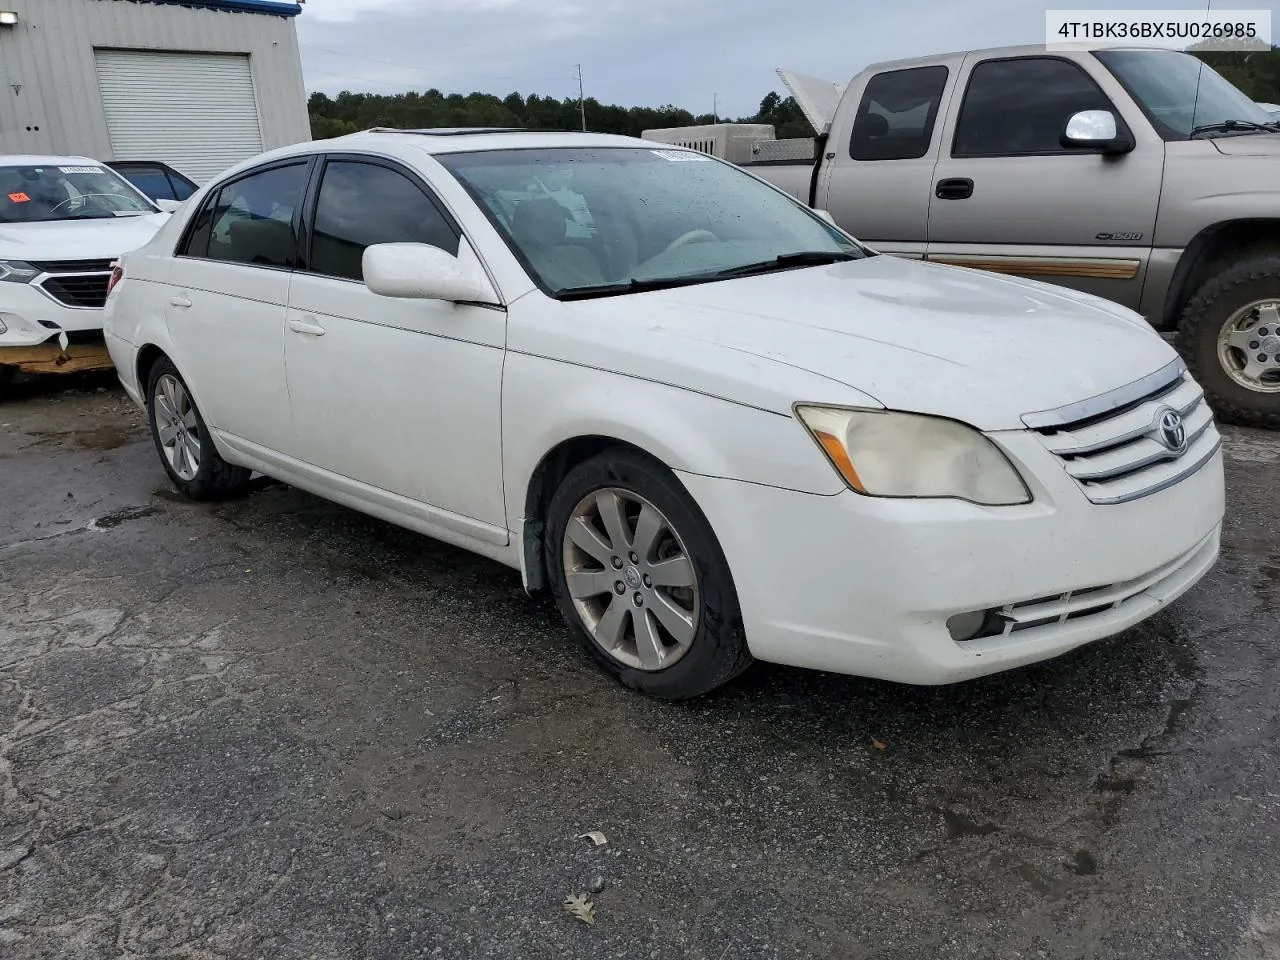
1061;110;1135;155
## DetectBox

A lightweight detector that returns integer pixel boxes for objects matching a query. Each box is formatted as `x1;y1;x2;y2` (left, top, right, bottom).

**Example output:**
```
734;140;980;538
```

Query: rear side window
850;66;949;161
953;57;1114;157
306;160;459;282
181;163;309;268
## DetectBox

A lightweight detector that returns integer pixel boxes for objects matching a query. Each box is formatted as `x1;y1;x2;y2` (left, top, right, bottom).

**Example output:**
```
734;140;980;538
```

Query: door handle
935;177;974;200
287;316;326;337
169;293;192;308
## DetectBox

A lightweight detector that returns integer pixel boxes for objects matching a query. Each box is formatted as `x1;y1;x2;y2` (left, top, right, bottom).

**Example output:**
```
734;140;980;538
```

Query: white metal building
0;0;311;182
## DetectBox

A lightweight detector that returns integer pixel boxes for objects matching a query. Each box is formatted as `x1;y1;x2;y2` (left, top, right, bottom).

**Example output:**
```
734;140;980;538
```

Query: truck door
821;58;962;258
925;53;1163;309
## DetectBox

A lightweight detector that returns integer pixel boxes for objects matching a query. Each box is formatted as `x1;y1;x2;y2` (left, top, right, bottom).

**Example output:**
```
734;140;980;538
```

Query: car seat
509;198;604;291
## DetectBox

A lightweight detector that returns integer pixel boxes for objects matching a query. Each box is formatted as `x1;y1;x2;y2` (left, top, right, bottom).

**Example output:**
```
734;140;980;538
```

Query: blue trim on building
125;0;303;17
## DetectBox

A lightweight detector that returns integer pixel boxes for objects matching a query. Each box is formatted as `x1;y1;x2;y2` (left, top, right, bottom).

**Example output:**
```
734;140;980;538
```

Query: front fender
502;351;847;533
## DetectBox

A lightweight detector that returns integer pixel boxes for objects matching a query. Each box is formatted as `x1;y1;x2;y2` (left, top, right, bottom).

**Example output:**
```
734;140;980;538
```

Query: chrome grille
1025;360;1222;505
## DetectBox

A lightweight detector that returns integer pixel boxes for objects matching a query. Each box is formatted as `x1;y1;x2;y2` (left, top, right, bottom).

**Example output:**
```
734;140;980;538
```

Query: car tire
544;448;752;699
146;357;251;501
1179;254;1280;428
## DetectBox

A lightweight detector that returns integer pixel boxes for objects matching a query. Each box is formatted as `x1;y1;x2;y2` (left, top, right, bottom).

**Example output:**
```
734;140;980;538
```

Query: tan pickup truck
742;44;1280;427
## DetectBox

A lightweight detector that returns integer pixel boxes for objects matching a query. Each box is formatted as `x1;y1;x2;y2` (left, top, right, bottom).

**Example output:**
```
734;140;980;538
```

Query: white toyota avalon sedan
103;129;1225;699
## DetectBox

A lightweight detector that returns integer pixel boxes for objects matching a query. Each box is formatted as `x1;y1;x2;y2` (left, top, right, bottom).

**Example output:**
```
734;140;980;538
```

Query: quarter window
953;58;1115;157
180;163;309;268
850;66;949;161
308;160;459;282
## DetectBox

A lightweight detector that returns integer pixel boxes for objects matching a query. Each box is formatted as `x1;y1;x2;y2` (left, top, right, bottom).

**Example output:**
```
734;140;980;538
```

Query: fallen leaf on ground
564;892;596;925
870;737;887;750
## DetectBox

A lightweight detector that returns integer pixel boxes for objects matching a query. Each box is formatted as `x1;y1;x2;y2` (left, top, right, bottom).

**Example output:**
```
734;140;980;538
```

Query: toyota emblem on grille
1153;406;1188;454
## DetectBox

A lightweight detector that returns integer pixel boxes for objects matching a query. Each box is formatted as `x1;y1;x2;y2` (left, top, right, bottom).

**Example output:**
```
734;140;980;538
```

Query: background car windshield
1094;49;1273;139
0;164;156;224
438;147;862;295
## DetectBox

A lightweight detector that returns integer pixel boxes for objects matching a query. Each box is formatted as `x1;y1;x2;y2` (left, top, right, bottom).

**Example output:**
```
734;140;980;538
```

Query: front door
283;156;507;537
926;54;1163;309
163;159;313;453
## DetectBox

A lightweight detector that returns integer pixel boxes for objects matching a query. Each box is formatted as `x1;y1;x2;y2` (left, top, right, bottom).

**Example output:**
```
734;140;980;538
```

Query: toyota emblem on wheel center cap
1153;405;1188;454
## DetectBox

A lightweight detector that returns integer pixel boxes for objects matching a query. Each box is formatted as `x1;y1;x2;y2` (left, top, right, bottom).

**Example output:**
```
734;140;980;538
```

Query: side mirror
814;209;837;226
363;242;497;303
155;198;183;213
1061;109;1134;155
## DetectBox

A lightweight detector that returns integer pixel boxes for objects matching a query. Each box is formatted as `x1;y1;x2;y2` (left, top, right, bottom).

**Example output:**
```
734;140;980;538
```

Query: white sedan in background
103;129;1224;698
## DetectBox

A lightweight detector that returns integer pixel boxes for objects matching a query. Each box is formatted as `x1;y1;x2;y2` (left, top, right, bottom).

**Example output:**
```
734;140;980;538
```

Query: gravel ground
2;373;1279;960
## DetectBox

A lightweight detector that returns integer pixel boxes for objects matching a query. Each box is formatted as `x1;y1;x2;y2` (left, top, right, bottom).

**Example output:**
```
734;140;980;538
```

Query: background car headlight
794;405;1031;505
0;260;39;283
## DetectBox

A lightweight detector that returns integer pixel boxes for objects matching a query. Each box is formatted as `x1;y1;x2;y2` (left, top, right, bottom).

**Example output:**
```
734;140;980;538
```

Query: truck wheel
1179;255;1280;428
544;448;753;699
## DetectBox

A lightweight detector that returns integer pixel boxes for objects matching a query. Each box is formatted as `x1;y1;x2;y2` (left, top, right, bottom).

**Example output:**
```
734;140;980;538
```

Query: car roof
329;128;659;155
861;42;1176;73
0;154;103;166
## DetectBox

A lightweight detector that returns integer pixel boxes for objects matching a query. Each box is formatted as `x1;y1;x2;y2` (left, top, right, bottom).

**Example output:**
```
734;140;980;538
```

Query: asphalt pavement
2;372;1279;960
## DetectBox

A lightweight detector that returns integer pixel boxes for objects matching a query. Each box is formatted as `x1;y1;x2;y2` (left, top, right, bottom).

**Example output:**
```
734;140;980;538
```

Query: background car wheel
1179;255;1280;428
544;448;752;699
146;357;251;501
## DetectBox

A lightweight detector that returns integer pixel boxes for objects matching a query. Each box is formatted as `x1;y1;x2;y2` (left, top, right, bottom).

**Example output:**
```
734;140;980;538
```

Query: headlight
0;260;39;283
794;406;1031;506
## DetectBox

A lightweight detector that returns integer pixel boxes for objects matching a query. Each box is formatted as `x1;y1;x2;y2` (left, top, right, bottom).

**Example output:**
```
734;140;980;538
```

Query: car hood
566;255;1177;431
1211;133;1280;156
0;213;169;261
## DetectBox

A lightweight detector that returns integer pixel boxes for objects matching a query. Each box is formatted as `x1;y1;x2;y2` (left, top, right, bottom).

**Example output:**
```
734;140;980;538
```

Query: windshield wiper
556;275;718;301
709;250;861;280
1189;119;1280;138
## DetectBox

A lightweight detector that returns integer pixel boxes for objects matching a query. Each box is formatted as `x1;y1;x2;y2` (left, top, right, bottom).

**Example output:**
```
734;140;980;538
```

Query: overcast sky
296;0;1279;118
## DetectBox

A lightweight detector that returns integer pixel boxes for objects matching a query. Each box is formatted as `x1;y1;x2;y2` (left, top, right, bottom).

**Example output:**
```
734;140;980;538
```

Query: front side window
850;66;949;161
0;163;156;224
308;160;459;282
1094;49;1273;140
438;147;862;297
953;58;1114;157
187;163;309;268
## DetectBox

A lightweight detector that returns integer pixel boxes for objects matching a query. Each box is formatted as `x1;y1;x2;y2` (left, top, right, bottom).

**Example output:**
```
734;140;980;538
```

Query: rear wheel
544;449;752;699
1179;255;1280;428
145;357;251;501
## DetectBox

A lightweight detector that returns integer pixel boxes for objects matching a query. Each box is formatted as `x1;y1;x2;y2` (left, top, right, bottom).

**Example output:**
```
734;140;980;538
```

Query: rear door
163;159;312;454
820;58;962;258
925;54;1163;308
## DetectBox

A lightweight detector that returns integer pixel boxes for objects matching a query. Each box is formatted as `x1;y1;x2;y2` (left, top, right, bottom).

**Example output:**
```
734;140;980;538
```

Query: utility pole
576;64;586;131
713;93;718;124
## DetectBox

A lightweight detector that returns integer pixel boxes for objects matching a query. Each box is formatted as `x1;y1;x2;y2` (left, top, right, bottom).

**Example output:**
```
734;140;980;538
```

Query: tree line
307;47;1280;141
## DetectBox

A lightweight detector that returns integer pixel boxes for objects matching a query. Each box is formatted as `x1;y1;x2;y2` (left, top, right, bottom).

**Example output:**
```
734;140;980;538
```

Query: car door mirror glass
1061;109;1133;154
363;242;493;303
1064;109;1117;142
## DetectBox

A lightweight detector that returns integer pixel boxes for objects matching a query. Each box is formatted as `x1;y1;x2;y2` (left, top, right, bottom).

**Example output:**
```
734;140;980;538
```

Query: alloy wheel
153;373;201;481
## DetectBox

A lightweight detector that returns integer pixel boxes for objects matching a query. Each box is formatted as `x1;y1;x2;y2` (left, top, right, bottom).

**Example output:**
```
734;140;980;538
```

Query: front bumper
0;281;106;345
676;430;1225;685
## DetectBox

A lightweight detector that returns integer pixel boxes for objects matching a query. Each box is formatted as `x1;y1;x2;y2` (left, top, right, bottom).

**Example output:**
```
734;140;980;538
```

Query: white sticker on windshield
650;149;713;162
58;166;102;174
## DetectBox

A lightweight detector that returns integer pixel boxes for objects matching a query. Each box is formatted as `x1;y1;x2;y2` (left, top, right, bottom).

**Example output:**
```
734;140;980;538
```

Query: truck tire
1179;255;1280;428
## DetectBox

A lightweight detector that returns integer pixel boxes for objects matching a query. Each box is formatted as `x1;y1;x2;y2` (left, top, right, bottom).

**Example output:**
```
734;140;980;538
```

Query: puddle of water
90;505;159;529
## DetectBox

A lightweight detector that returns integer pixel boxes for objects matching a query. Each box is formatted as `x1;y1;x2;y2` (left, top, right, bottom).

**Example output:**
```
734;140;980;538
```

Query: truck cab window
953;57;1114;158
850;66;949;161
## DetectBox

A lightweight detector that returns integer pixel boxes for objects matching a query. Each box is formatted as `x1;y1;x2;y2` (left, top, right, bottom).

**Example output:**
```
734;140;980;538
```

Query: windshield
1094;49;1274;139
436;147;863;297
0;163;157;224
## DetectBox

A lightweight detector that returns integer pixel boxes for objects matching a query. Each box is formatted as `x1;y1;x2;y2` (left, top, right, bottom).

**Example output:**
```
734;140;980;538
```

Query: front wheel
544;449;752;699
146;357;251;501
1179;255;1280;428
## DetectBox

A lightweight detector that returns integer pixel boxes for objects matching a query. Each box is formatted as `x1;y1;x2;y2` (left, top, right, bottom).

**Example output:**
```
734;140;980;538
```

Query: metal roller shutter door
94;49;265;183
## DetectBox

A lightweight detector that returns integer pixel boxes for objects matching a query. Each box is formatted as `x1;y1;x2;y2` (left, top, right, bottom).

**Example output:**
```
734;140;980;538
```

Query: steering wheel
660;229;719;257
48;193;133;215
